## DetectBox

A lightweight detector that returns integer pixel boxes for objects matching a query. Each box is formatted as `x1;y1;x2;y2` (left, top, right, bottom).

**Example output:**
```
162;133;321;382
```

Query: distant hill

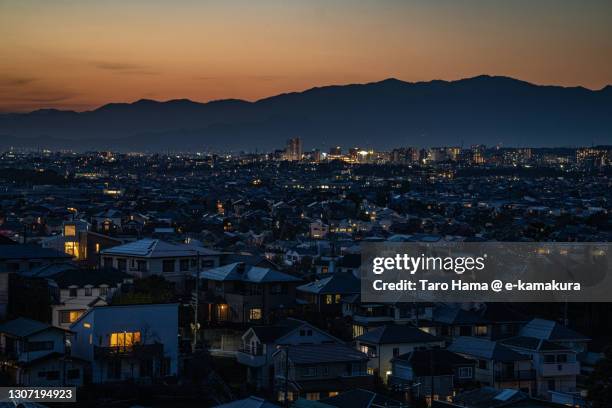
1;75;611;151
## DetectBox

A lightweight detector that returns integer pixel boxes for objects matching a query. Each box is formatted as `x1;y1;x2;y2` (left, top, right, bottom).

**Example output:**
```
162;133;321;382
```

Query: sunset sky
1;0;611;112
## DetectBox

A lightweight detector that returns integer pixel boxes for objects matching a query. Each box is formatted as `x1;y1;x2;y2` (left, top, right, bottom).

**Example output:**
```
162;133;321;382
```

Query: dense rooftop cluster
0;148;611;408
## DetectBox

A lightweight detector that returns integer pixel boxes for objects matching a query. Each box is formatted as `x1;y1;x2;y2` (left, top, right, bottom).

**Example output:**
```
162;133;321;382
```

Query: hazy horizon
2;73;611;114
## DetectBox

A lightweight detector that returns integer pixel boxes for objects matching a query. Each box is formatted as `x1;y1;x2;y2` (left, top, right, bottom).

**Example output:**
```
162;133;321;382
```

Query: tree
586;345;612;407
112;276;175;305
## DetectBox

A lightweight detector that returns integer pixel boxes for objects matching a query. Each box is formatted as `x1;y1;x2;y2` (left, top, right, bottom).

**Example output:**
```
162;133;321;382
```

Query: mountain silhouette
1;75;611;151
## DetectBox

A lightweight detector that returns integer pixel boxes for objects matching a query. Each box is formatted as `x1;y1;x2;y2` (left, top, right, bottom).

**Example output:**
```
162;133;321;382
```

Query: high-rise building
284;137;303;161
329;146;342;156
311;149;322;162
390;147;419;164
471;144;486;164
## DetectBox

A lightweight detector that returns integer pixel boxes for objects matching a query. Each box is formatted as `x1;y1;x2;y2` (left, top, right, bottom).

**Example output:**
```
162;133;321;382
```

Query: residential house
448;337;535;394
100;238;220;286
355;324;445;383
200;262;302;324
70;303;179;383
0;244;72;320
0;244;72;274
389;349;476;404
48;268;130;328
273;343;373;403
432;387;569;408
310;221;329;239
500;336;580;399
0;317;86;386
297;273;360;316
92;209;124;233
237;318;342;390
343;297;435;338
519;318;590;354
428;304;491;340
42;221;123;266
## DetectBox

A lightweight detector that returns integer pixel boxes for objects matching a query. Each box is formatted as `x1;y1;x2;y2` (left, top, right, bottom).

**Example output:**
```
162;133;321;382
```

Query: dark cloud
0;77;39;87
194;75;285;81
92;61;159;75
20;94;78;103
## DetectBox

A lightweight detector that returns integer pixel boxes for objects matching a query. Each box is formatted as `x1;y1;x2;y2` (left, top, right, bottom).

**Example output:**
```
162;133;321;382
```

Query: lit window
325;295;333;305
95;243;100;253
475;325;488;336
110;331;141;349
249;308;262;321
64;242;80;259
64;224;76;237
60;310;84;324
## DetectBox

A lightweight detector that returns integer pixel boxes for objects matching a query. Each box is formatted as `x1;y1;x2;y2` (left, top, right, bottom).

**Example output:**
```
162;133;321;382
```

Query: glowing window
110;331;141;349
60;310;84;324
64;224;76;237
249;308;262;321
64;242;80;259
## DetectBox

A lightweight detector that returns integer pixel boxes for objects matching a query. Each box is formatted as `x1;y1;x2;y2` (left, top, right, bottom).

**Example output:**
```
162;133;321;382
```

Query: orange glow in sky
1;0;611;112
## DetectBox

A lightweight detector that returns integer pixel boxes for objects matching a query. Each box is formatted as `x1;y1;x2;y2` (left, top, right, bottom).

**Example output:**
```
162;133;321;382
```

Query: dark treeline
0;168;69;185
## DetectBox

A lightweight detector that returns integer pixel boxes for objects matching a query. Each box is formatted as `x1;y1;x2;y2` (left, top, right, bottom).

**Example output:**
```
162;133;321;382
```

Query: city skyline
2;0;612;112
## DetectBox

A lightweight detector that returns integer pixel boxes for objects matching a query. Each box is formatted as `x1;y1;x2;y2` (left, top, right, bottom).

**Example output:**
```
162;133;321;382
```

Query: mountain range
1;75;611;151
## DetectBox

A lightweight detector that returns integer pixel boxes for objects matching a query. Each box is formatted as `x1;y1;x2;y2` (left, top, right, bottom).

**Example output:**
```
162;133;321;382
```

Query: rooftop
100;238;220;258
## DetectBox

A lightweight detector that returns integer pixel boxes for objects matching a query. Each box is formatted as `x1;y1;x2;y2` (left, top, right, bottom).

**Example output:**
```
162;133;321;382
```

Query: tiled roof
433;304;489;325
321;389;401;408
101;238;219;258
251;319;305;343
500;336;573;352
393;349;474;376
200;263;301;283
519;318;590;341
0;244;72;260
356;324;442;345
213;396;280;408
448;336;530;362
283;343;367;364
297;273;360;295
0;317;59;337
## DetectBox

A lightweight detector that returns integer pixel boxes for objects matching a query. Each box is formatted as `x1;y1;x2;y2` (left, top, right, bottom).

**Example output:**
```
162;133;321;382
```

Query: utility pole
429;349;434;405
284;346;290;408
192;250;201;353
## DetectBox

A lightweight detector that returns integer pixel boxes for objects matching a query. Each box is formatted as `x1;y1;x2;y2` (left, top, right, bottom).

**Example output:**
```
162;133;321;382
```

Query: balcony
494;369;536;382
540;362;580;377
236;348;266;367
94;343;163;359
